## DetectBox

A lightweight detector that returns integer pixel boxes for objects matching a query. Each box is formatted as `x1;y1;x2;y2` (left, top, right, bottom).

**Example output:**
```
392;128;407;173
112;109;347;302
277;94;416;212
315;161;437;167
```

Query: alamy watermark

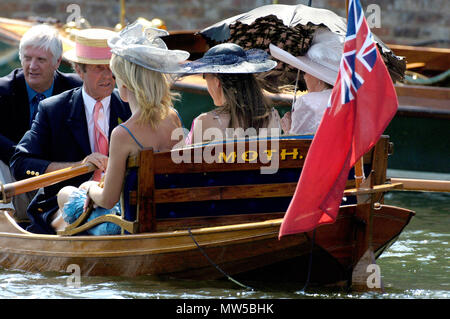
66;4;82;28
66;264;81;288
171;126;285;175
366;4;381;28
366;263;382;289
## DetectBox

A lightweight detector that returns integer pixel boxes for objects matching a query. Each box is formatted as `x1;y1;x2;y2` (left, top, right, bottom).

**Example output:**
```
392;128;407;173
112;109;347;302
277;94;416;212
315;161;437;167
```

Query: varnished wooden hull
0;204;414;284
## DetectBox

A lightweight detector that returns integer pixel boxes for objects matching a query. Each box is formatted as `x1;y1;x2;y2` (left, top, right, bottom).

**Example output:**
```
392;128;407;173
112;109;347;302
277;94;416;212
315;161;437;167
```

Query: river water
0;171;448;300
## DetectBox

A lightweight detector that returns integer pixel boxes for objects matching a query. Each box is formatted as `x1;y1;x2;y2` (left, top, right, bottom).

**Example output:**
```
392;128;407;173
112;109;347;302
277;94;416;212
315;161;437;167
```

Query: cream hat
108;21;190;73
64;28;117;64
270;28;344;85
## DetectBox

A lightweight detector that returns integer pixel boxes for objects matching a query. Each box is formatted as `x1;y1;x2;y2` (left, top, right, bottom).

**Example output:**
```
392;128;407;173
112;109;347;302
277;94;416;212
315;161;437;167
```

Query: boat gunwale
0;211;290;258
0;204;358;242
0;210;284;242
0;230;281;258
0;203;413;242
0;205;414;270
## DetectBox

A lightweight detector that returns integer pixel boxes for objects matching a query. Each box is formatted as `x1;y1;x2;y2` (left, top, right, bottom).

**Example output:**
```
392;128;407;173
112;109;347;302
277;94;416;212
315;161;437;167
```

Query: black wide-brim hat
181;43;277;74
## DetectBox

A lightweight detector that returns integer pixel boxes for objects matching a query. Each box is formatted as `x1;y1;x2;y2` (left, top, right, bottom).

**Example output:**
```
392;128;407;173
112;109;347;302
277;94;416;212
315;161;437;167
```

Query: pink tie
92;101;108;181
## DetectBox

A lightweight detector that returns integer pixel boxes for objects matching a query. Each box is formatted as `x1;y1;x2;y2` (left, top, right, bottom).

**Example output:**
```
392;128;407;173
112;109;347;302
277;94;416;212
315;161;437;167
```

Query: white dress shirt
82;88;111;153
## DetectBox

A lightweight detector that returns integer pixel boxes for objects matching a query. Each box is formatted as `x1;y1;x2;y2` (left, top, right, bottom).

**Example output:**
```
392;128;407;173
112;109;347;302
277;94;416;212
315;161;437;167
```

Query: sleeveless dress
185;108;281;144
62;124;145;235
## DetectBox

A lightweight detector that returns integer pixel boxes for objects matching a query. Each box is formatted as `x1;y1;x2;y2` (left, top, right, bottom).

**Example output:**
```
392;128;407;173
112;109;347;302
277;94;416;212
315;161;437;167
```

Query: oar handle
0;163;96;203
390;178;450;193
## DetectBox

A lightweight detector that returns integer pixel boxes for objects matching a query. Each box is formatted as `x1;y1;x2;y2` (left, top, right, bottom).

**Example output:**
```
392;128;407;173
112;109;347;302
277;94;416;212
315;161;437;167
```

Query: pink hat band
75;43;112;60
64;28;117;64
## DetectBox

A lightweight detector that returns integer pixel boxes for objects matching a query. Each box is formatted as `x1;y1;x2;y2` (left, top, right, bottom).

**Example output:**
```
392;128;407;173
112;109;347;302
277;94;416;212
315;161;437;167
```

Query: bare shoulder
111;124;129;141
166;108;182;125
196;111;215;121
194;111;220;127
110;124;136;150
110;123;142;157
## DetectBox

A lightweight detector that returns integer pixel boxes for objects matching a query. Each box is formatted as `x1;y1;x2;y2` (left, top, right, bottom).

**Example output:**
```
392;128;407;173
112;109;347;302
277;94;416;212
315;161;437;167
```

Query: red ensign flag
279;0;398;238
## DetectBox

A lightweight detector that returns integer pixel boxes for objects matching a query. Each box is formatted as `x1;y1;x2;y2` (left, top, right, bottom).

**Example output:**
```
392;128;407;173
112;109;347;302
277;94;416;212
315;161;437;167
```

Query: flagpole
345;0;384;292
120;0;126;29
346;0;366;189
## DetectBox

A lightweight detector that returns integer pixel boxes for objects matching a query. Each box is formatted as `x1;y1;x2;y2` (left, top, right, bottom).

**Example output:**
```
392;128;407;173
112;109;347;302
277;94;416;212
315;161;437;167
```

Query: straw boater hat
64;28;117;64
269;28;344;85
181;43;277;74
107;21;190;73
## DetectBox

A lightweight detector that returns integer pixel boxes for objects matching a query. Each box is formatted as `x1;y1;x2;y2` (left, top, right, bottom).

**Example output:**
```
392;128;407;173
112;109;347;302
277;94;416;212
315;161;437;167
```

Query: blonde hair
110;54;179;128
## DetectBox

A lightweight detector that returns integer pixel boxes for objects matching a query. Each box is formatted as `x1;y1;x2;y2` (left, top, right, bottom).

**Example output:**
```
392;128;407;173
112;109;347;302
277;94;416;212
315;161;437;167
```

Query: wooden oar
0;163;95;203
390;178;450;193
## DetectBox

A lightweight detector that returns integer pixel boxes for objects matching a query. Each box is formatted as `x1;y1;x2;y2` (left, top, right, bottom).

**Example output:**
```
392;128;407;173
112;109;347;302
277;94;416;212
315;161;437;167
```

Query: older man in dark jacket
0;24;82;218
10;27;131;234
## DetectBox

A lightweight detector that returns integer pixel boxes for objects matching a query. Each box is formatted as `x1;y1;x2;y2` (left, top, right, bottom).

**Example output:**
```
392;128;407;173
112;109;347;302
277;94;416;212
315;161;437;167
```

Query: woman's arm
185;114;204;145
87;126;132;209
280;111;292;134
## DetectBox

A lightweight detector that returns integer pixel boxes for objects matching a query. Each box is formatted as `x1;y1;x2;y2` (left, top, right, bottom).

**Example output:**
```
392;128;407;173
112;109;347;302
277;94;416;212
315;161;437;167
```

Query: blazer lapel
66;88;91;155
12;70;32;130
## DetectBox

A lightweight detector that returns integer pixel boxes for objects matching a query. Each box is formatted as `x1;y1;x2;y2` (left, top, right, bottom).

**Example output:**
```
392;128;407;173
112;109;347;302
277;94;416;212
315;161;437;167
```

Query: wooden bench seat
59;135;391;235
123;135;387;233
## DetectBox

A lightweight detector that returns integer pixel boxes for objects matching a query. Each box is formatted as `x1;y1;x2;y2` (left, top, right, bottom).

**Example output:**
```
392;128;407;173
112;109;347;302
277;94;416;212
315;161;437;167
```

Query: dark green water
0;187;448;299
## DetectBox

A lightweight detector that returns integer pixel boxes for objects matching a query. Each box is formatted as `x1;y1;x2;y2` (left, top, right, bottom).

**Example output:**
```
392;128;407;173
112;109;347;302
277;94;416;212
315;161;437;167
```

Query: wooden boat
389;43;450;75
0;136;415;288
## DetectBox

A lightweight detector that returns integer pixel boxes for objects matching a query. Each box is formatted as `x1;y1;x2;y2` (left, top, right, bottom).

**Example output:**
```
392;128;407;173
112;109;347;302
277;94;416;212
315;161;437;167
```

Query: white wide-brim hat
64;28;117;64
269;28;344;86
107;21;190;73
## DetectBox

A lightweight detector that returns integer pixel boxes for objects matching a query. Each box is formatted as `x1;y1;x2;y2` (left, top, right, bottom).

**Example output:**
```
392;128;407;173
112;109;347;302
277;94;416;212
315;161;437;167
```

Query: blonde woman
51;22;188;235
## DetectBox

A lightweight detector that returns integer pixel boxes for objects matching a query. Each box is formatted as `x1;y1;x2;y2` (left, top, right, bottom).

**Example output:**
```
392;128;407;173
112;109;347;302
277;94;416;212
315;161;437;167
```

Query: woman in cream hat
269;28;344;135
52;22;189;235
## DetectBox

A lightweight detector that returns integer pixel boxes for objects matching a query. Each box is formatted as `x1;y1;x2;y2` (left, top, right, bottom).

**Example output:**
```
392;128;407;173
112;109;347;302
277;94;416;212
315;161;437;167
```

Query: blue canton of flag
339;0;378;104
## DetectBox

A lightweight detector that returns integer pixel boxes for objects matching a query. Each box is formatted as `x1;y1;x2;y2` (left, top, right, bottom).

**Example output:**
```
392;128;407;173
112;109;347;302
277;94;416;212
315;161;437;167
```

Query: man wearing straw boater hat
10;28;131;234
